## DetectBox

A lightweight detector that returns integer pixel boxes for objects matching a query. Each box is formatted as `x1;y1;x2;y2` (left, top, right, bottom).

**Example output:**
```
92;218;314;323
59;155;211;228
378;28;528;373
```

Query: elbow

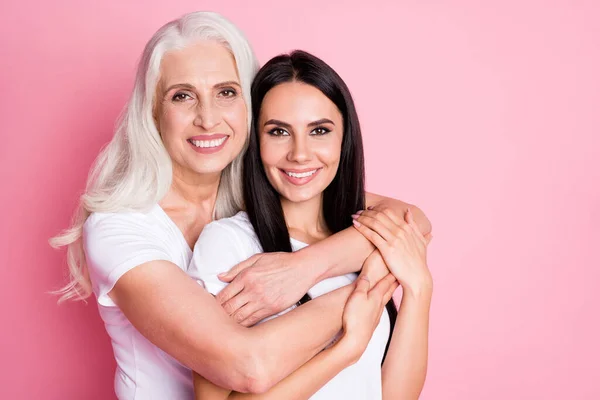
409;204;432;236
227;346;275;394
242;355;277;394
244;374;274;395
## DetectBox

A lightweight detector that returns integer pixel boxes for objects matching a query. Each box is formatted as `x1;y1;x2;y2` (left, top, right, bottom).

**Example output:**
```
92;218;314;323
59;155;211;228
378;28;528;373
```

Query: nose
287;135;312;163
193;100;220;131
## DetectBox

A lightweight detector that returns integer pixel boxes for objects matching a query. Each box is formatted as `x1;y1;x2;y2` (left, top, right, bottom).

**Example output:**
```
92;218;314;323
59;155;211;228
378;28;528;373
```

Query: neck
161;166;221;213
280;195;330;244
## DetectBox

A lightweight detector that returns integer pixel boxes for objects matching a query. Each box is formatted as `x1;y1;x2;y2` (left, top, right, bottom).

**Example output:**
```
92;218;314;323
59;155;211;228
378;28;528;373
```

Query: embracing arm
194;272;399;400
296;194;430;282
110;261;350;393
216;195;431;322
193;326;357;400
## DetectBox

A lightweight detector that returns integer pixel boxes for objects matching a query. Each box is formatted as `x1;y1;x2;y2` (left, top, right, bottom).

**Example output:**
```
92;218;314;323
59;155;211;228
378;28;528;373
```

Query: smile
189;137;227;148
285;169;318;178
279;168;322;185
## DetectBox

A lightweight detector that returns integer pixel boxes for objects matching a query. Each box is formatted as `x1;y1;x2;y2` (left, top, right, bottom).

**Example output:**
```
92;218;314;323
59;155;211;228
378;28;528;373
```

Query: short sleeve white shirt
84;205;194;399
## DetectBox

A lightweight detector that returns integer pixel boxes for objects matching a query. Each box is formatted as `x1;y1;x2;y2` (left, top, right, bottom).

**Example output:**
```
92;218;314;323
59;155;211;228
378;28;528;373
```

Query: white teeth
286;169;318;178
191;137;227;148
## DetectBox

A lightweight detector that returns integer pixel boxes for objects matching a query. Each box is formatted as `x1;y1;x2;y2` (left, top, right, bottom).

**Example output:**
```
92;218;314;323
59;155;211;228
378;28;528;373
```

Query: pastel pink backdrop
1;1;598;399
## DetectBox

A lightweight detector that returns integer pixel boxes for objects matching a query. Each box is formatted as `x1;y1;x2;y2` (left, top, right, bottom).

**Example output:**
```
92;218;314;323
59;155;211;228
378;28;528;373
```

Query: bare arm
110;262;352;393
382;284;432;399
193;272;398;400
352;208;433;399
193;333;357;400
217;194;431;323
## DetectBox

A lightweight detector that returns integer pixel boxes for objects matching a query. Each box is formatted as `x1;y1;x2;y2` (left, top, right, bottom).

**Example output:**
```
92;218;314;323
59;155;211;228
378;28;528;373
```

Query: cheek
222;101;248;136
159;106;194;139
317;141;343;167
259;139;285;172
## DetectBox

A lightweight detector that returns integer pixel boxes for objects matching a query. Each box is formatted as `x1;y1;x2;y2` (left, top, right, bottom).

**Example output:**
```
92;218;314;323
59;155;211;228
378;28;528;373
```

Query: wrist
335;332;367;365
293;246;326;287
402;276;433;302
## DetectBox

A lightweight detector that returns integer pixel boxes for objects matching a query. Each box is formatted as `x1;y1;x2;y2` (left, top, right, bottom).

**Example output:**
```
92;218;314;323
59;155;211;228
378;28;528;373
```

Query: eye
172;92;192;102
267;128;289;136
219;88;238;98
311;127;331;136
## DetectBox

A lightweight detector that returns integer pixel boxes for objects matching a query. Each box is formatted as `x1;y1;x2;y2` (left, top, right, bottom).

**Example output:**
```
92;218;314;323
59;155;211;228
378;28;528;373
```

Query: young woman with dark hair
188;50;433;399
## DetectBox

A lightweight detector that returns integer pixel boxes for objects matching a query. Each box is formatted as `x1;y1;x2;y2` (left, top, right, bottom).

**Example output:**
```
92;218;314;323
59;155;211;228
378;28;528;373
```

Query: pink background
1;0;599;398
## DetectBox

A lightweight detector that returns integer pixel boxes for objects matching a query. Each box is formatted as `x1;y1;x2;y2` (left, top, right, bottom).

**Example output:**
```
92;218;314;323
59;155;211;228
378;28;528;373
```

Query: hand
352;208;433;296
339;274;398;361
215;252;313;327
360;249;390;283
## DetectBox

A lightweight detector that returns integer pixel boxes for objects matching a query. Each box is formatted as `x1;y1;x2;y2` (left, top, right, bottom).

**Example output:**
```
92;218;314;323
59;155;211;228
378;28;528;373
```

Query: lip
188;135;229;154
279;167;322;186
189;133;229;140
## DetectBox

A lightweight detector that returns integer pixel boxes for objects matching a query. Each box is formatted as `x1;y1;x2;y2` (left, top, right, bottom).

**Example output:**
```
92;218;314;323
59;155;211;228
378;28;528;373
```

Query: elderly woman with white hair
52;11;431;399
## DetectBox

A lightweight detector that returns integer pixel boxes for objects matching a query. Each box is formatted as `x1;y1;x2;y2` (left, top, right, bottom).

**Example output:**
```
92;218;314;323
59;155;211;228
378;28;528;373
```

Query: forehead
260;82;342;124
159;40;240;88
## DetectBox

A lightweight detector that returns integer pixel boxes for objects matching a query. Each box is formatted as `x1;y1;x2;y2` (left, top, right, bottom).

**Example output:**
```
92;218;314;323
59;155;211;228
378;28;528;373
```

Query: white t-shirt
83;205;194;400
188;211;390;400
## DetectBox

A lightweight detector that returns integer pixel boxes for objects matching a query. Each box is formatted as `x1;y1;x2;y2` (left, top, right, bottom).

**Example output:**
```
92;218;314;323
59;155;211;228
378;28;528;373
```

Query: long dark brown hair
243;50;397;363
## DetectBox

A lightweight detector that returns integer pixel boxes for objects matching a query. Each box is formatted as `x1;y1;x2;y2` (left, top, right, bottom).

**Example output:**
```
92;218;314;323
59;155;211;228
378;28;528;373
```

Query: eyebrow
164;81;241;93
263;118;336;128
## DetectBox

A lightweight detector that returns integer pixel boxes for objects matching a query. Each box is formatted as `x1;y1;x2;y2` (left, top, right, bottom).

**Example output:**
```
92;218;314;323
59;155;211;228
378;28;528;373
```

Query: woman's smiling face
155;40;248;178
258;81;343;204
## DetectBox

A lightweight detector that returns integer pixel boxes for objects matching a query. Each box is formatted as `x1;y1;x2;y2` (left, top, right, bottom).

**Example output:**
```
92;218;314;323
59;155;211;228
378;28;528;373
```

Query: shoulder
84;206;161;237
83;207;174;305
189;212;261;281
364;192;432;235
200;211;258;245
83;207;172;271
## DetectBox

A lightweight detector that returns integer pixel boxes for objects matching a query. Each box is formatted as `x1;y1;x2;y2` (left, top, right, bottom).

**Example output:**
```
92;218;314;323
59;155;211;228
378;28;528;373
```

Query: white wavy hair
50;11;259;302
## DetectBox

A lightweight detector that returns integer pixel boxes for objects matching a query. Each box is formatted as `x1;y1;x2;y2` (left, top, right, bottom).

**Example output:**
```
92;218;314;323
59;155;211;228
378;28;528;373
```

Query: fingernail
356;210;363;215
351;214;359;219
367;206;374;210
361;275;370;281
352;219;361;227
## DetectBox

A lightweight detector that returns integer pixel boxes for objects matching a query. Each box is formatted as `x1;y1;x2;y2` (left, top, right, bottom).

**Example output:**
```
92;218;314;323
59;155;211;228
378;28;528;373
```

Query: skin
194;81;432;399
108;40;432;394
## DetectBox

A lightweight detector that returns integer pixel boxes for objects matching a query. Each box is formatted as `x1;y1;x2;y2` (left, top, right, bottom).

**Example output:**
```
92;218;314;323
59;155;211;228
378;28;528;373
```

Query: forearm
243;284;353;392
382;288;432;400
297;194;431;284
298;227;374;282
227;339;355;400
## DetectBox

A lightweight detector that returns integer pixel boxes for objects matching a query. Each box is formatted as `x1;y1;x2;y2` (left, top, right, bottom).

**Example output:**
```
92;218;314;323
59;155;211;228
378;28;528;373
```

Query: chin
193;159;233;175
282;189;321;204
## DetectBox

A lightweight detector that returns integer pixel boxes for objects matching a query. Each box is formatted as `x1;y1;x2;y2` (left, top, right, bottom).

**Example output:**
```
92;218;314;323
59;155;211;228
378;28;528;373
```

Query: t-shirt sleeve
187;220;256;296
83;212;172;307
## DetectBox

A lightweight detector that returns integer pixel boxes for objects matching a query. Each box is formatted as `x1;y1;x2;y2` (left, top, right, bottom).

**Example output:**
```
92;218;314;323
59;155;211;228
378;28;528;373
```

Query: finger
405;208;428;245
366;204;407;227
215;276;244;304
239;309;267;327
354;275;371;294
383;282;400;304
424;233;433;246
369;273;397;300
218;254;261;283
352;219;388;250
354;210;402;237
216;280;245;308
352;214;396;242
221;293;250;316
231;302;258;324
